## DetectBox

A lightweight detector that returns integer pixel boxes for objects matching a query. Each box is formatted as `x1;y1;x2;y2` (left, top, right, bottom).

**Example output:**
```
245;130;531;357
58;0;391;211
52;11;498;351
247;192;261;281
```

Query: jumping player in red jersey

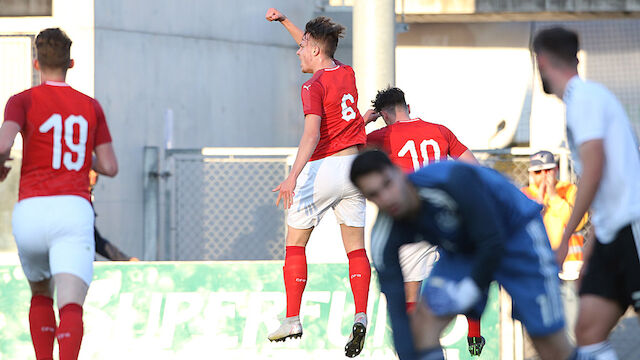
364;87;487;356
0;28;118;360
266;8;371;357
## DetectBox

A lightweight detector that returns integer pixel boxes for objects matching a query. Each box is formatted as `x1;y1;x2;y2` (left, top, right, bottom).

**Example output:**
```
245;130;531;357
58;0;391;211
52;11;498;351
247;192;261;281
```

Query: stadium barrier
0;262;500;359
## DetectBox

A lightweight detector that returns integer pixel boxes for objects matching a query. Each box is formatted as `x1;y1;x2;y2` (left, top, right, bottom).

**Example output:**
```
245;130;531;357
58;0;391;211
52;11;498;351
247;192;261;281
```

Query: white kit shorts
13;195;95;285
288;154;366;229
399;242;439;282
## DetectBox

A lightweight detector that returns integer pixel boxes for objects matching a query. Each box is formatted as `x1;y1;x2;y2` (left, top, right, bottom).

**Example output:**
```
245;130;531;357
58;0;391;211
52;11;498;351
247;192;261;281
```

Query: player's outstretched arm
0;121;20;181
265;8;304;45
93;143;118;177
272;114;321;209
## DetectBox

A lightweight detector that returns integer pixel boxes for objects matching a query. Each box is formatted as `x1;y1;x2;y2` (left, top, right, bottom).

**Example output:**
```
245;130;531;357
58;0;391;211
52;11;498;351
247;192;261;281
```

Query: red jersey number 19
398;139;441;172
39;114;88;171
341;93;356;122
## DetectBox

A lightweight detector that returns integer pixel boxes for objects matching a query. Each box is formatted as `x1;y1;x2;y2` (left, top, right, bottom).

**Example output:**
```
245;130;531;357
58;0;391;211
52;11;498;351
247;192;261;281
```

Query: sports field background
1;1;640;359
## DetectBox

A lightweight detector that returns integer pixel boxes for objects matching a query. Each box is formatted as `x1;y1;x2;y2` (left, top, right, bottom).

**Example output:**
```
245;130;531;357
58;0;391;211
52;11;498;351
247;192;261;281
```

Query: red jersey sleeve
366;128;387;149
301;81;324;117
3;92;31;129
92;99;112;146
438;124;468;158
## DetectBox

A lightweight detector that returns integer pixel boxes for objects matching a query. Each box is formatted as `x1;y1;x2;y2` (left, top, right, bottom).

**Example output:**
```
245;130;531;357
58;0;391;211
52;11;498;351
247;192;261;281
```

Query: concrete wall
93;1;343;258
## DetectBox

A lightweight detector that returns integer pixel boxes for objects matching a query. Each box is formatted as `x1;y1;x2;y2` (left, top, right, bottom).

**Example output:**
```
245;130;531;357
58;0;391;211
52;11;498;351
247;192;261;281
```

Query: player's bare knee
28;279;53;298
574;312;612;345
410;303;452;348
54;273;89;308
340;224;365;253
530;331;572;360
285;227;312;247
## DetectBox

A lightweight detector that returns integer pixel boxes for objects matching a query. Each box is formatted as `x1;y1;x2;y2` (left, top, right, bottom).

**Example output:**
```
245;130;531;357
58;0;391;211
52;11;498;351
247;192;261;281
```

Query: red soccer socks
467;317;481;338
57;303;84;360
347;249;371;314
284;246;307;318
29;296;56;360
284;247;370;317
406;302;417;313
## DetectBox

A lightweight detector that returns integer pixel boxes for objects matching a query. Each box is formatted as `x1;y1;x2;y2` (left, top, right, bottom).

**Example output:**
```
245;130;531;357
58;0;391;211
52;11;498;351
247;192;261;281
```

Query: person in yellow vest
521;150;588;343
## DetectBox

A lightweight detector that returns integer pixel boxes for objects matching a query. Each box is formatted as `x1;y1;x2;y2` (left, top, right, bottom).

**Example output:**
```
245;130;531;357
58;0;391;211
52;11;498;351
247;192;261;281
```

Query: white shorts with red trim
399;242;439;282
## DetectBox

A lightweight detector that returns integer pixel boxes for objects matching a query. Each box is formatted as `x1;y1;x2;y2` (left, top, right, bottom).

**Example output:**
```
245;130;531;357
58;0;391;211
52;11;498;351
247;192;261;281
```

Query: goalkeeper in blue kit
349;150;576;360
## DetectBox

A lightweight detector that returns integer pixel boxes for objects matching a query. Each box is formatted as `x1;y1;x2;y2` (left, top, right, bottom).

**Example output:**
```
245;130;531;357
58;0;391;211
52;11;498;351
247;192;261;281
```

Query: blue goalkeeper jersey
371;161;542;359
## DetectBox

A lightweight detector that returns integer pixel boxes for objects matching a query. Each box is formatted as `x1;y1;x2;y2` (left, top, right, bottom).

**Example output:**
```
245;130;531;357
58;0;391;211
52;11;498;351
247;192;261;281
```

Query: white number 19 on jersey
39;114;88;171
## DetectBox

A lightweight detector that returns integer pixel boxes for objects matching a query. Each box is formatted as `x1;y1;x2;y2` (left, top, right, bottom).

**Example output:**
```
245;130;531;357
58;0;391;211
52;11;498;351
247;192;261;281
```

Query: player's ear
33;59;40;71
407;104;411;114
535;53;548;69
68;59;75;69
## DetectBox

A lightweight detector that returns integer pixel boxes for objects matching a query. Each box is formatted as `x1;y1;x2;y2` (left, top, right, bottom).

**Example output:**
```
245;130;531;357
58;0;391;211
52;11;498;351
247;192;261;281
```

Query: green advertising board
0;262;499;359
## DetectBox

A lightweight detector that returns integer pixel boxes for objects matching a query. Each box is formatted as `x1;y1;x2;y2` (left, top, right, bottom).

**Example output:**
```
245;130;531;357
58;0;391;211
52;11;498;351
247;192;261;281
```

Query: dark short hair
532;27;579;66
372;87;407;113
304;16;345;59
350;150;394;186
35;28;72;70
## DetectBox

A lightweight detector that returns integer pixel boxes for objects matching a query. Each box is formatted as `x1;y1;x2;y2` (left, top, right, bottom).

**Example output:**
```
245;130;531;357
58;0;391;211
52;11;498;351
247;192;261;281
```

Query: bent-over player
350;150;574;360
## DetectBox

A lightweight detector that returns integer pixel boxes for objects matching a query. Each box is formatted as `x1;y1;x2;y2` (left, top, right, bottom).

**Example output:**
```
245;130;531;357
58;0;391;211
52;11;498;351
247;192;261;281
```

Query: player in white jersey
534;27;640;360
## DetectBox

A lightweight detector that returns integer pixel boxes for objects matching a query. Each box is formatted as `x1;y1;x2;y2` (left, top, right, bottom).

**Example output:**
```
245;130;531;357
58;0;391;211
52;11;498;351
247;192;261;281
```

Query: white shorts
399;242;439;282
287;154;366;229
13;195;95;285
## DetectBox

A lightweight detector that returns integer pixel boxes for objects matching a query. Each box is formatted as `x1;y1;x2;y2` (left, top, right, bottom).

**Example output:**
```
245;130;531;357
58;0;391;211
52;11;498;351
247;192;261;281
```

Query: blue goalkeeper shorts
423;217;565;336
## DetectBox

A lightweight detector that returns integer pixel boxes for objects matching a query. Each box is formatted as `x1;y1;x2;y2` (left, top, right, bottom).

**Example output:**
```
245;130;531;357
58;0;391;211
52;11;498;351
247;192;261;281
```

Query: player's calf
56;303;83;360
29;295;56;360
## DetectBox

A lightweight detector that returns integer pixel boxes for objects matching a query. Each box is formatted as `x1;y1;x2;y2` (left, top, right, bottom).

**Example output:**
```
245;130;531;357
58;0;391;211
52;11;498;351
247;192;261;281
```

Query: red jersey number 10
39;114;88;171
398;139;442;172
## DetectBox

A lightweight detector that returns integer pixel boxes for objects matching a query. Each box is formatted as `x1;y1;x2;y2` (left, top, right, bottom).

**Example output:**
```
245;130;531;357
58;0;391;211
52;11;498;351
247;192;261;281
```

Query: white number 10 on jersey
398;139;441;172
39;114;88;171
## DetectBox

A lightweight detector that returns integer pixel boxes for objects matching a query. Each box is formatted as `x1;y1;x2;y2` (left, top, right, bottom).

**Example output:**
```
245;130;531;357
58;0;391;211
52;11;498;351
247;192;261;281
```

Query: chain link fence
151;147;576;261
159;148;295;261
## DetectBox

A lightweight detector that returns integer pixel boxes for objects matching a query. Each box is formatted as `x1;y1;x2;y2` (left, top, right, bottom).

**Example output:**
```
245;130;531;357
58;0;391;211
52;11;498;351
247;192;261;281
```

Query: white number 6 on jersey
341;93;356;122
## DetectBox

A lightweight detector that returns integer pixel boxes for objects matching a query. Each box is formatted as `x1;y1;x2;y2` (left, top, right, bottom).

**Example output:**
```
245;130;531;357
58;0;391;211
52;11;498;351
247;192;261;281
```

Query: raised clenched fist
265;8;286;22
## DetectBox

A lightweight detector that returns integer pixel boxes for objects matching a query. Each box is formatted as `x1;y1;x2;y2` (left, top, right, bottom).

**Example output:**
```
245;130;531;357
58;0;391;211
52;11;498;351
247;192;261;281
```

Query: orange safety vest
521;181;586;264
566;234;583;262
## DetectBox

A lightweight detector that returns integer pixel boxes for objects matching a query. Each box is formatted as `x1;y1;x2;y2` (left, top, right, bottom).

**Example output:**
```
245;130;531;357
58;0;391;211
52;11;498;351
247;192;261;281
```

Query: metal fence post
143;146;159;260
